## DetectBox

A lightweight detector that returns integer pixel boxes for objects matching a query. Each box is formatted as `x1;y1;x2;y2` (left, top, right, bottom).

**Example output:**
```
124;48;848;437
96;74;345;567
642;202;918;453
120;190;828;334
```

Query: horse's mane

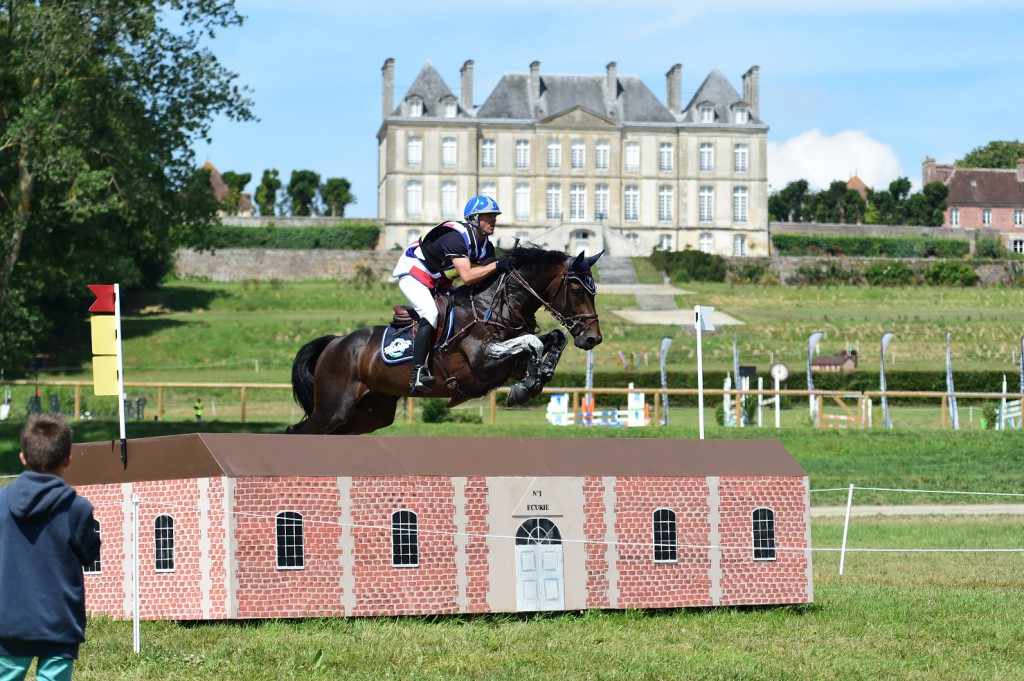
505;245;567;271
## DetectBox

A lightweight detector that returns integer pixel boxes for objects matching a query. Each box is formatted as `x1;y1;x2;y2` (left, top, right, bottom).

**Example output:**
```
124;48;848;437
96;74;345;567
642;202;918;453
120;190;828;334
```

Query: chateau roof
682;68;761;124
394;62;458;117
944;167;1024;205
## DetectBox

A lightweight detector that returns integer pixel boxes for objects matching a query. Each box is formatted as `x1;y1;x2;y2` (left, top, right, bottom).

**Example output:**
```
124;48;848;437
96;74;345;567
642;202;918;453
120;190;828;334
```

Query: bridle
504;262;600;339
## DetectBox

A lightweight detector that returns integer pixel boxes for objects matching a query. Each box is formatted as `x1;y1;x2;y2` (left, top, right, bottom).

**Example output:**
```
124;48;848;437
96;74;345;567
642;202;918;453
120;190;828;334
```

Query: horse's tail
291;334;337;417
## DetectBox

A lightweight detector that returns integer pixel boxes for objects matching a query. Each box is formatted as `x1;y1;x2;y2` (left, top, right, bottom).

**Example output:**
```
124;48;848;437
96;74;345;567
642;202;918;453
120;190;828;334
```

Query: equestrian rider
392;195;512;392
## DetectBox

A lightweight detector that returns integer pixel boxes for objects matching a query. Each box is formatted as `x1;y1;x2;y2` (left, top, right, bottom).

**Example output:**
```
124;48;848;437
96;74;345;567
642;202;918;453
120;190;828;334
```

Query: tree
768;179;810;222
0;1;253;370
320;178;356;218
220;171;252;215
255;169;281;216
958;140;1024;168
287;170;321;216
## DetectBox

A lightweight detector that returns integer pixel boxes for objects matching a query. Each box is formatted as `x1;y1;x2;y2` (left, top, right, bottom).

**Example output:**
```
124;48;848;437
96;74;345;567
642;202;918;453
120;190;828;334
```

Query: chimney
666;64;682;115
460;60;474;111
742;65;760;118
382;58;395;119
530;61;541;100
923;156;936;184
1018;158;1024;183
606;61;617;99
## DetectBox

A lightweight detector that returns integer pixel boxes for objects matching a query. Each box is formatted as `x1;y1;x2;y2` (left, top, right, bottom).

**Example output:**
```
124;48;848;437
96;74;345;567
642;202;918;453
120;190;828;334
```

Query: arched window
699;232;713;254
392;510;419;567
84;518;101;574
653;509;677;563
515;518;561;545
752;508;776;561
276;511;304;569
154;515;174;571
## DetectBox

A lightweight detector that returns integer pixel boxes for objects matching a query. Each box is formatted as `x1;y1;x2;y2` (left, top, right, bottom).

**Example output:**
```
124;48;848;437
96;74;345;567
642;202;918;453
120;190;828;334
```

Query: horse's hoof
507;383;531;407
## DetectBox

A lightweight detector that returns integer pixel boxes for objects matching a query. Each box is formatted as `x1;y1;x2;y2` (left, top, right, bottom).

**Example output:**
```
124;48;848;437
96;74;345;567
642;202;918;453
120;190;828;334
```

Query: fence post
940;395;947;429
74;385;81;419
406;397;415;424
157;387;164;421
489;391;497;425
839;483;854;576
240;386;247;423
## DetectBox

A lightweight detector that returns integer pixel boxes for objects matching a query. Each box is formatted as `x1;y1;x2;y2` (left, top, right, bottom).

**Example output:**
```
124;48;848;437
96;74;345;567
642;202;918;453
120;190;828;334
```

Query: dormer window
699;106;715;123
408;97;423;117
735;108;749;124
443;99;457;118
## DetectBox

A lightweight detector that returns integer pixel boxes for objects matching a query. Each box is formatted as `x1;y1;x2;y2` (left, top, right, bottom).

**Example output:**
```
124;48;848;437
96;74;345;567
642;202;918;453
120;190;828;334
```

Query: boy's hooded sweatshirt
0;471;100;658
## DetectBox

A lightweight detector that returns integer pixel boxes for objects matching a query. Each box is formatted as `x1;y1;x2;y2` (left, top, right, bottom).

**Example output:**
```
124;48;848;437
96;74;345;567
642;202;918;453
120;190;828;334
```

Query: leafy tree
220;171;252;215
321;178;356;218
768;179;810;222
255;169;281;216
0;1;253;371
287;170;321;216
958;140;1024;168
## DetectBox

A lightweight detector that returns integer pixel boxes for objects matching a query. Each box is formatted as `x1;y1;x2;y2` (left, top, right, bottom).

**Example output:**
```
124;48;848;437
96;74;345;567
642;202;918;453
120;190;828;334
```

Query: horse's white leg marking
485;334;544;360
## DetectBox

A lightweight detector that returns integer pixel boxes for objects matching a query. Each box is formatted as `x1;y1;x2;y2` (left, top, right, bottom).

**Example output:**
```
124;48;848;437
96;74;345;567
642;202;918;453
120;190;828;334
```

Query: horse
286;247;604;435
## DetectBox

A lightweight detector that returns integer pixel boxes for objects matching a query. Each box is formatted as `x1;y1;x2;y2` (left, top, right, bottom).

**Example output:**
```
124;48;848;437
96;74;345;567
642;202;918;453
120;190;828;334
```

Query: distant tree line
769;177;949;227
218;169;356;218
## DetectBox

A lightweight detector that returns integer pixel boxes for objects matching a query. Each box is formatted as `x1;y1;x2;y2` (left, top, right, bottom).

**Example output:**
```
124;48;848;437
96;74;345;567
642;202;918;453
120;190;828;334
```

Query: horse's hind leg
329;393;400;435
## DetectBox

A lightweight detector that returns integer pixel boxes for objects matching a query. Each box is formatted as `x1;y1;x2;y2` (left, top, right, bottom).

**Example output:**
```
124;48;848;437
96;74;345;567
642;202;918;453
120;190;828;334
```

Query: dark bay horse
286;247;603;435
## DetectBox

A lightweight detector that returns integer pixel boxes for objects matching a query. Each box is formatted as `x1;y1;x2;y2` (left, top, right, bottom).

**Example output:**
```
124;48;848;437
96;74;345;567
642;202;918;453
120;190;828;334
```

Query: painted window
516;140;530;170
950;207;960;226
481;139;495;169
594;184;609;221
733;186;749;223
276;511;304;569
752;507;776;561
624;141;639;172
983;208;992;225
699;232;713;254
442;137;457;168
653;508;678;563
441;181;457;219
624;185;639;222
407;97;423;117
392;510;419;567
515;518;561;545
733;234;747;257
595;140;610;170
546;184;562;220
406;181;422;218
658;185;673;222
700;143;714;172
659;142;673;172
569;184;587;221
734;143;749;173
515;183;531;221
155;515;174;572
84;519;101;574
406;137;422;167
547;140;562;170
571;140;586;170
699;186;714;223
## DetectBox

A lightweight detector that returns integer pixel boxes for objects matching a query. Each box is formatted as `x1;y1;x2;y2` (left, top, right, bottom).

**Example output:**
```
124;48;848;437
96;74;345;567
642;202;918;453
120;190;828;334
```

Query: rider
392;195;512;392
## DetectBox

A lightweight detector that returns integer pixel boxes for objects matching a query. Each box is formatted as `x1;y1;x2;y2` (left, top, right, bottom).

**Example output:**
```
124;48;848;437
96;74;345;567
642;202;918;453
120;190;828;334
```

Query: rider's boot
410;321;436;393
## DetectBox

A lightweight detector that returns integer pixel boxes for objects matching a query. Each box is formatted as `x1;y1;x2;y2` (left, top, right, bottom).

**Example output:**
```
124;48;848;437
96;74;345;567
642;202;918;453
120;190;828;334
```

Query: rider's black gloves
495;255;513;272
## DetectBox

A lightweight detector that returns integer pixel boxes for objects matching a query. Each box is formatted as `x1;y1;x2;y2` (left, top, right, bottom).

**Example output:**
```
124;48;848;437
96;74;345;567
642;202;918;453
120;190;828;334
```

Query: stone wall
736;256;1022;286
175;248;397;281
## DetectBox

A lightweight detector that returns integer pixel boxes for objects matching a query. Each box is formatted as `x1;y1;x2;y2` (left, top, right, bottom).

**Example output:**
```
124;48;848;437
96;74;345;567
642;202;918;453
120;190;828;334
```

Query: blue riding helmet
463;195;501;220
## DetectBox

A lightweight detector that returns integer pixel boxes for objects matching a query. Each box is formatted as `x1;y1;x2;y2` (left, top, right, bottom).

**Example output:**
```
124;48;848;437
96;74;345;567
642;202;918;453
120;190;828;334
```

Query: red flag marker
88;284;116;313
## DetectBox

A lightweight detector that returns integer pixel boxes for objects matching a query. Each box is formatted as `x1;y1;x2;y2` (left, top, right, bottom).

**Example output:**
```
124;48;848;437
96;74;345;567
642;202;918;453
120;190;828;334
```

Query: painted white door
515;518;565;612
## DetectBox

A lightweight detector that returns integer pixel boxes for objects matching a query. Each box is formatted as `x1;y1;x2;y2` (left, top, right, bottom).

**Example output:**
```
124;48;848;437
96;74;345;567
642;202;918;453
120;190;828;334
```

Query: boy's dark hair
21;415;72;472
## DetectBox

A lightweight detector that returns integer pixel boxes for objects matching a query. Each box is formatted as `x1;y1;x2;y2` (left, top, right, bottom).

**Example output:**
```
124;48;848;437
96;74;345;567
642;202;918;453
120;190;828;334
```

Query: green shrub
924;261;979;287
786;261;858;286
420;398;452;423
864;261;915;286
209;223;380;250
772;233;970;259
649;250;726;283
729;262;769;284
974;236;1007;260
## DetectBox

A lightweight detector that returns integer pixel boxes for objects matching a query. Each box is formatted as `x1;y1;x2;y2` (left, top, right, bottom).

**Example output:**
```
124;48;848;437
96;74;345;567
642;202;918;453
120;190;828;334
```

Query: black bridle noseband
505;263;600;339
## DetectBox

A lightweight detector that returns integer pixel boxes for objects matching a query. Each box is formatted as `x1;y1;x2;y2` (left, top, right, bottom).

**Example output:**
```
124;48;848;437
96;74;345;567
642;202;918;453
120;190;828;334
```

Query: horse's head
553;250;604;350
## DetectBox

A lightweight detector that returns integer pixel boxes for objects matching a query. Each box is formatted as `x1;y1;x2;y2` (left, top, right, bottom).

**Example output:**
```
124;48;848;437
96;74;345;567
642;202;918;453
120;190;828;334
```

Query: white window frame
734;108;749;124
733;186;748;224
658;185;673;222
700;142;714;172
595;140;610;170
440;181;457;219
699;106;714;123
441;137;457;168
626;233;639;246
699;232;714;254
391;509;419;567
734;143;748;173
653;508;678;563
571;140;586;170
733;234;747;257
443;99;457;118
659;142;673;172
950;207;960;227
624;141;639;172
407;97;423;117
480;139;496;169
594;184;609;221
569;184;586;221
154;515;174;572
1013;239;1024;254
752;507;776;561
276;511;304;570
699;186;714;223
1015;209;1023;227
516;140;530;170
406;137;422;168
983;208;992;225
406;180;422;218
480;182;496;201
515;183;530;221
623;185;639;222
84;519;101;574
546;184;562;220
547;140;562;170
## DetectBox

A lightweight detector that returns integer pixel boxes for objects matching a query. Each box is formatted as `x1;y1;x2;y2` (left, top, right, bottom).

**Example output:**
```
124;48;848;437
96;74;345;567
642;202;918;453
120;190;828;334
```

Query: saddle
379;295;455;366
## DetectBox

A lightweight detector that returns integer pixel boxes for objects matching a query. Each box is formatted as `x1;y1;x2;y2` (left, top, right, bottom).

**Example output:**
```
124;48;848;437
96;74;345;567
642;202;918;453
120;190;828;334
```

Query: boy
0;415;100;681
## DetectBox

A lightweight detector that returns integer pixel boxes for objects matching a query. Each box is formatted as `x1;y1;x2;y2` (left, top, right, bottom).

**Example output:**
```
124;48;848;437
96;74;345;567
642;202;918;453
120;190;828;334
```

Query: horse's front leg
485;334;545;407
536;329;568;384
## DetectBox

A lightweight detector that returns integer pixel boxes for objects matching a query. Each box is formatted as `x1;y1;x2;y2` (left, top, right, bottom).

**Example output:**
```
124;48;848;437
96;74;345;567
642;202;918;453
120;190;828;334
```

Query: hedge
771;233;970;259
209;223;380;250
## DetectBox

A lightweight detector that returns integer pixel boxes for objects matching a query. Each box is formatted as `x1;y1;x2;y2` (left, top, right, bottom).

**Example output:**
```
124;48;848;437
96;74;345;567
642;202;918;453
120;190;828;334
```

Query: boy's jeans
0;656;74;681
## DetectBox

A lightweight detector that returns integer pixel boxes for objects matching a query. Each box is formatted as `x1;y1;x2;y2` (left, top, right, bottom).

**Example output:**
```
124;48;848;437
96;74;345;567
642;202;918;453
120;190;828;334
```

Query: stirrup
410;365;435;392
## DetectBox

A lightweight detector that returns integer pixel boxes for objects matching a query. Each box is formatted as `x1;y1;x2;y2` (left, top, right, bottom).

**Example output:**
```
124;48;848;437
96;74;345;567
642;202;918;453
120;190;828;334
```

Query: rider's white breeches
398;275;439;326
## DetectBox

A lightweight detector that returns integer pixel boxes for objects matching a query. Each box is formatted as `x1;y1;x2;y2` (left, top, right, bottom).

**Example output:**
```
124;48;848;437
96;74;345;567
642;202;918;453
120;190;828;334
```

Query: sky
193;0;1024;217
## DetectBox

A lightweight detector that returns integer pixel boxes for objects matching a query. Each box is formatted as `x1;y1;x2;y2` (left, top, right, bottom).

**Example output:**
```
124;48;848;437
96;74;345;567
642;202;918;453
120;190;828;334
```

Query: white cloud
767;129;903;192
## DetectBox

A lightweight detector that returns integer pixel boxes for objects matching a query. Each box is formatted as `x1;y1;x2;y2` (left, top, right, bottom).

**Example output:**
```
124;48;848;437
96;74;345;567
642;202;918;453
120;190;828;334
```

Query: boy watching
0;415;100;681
